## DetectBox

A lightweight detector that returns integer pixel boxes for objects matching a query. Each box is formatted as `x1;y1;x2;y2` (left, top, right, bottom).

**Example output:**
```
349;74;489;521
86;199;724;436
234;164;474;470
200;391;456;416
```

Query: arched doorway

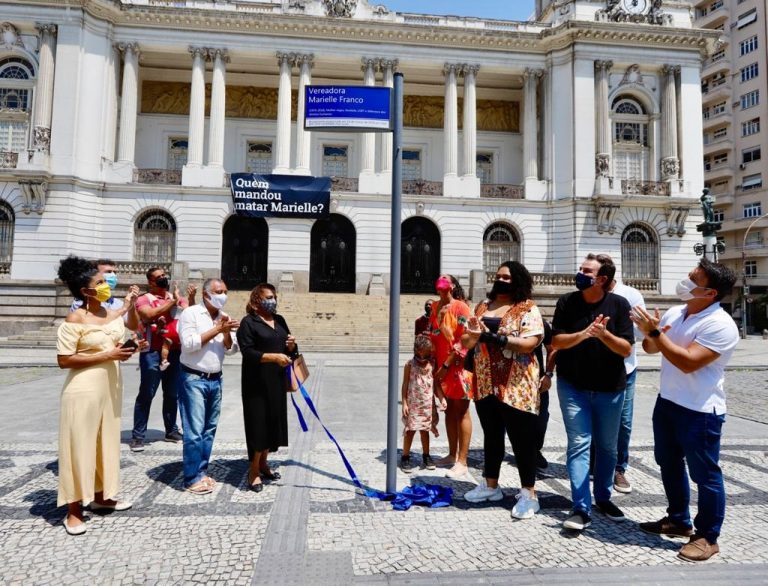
310;213;356;292
401;217;440;294
221;216;268;291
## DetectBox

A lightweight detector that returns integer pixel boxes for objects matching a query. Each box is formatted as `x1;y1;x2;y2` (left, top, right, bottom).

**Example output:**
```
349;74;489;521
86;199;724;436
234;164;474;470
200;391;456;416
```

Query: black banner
230;173;331;219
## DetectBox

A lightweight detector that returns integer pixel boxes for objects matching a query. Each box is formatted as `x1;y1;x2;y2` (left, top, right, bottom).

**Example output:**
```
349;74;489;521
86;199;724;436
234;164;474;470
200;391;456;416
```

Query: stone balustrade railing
403;180;443;196
621;180;670;196
114;261;172;277
481;184;525;199
134;169;182;185
624;278;660;292
330;177;359;192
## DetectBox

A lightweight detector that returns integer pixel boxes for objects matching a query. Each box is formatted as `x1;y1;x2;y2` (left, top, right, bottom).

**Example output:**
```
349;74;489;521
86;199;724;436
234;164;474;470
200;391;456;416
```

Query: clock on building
621;0;650;16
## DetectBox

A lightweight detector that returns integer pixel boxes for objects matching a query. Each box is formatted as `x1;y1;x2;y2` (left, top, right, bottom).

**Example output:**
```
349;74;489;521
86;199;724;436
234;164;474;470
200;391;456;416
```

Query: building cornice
4;1;719;57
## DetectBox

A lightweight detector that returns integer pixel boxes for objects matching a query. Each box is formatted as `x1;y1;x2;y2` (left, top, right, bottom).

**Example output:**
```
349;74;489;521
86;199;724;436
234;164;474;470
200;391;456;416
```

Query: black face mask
155;276;170;290
490;280;514;297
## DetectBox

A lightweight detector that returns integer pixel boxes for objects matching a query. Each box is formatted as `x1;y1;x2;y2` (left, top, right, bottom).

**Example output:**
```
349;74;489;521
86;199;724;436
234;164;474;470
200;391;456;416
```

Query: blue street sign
304;85;392;132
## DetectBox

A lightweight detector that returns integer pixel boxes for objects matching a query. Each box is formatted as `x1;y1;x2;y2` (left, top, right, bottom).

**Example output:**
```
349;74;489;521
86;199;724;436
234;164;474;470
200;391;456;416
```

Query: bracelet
544;371;554;377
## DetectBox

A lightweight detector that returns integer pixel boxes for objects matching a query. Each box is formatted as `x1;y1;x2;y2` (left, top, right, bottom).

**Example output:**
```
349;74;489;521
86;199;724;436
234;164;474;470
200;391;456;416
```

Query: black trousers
475;395;538;487
536;390;550;453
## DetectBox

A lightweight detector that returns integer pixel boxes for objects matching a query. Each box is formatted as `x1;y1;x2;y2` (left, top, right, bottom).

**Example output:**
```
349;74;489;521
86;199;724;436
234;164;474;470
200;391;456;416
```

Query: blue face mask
260;298;278;315
103;272;118;290
574;272;595;291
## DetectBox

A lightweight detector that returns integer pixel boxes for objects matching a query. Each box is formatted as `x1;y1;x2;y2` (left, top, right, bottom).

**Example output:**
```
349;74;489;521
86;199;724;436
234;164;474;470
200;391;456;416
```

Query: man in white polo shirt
630;258;738;563
178;278;239;495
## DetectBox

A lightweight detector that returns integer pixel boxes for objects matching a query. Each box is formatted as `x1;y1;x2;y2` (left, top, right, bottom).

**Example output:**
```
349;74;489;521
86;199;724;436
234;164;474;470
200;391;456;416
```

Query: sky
379;1;536;21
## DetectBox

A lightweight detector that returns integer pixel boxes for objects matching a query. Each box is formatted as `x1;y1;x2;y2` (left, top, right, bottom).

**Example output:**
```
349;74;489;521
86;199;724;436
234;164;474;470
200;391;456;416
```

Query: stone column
32;23;57;152
294;54;314;174
378;59;398;173
186;47;207;169
462;64;479;178
273;52;293;173
115;42;140;165
443;63;459;178
360;57;377;175
594;60;613;179
523;67;544;181
660;64;680;181
207;49;228;168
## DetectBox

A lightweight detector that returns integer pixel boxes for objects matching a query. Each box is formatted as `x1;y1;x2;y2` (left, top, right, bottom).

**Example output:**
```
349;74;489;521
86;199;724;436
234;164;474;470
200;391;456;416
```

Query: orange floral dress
471;299;544;414
429;299;472;400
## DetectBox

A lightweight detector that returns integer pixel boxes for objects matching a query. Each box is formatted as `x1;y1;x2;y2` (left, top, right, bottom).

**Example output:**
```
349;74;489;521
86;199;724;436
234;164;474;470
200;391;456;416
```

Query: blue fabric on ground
366;483;453;511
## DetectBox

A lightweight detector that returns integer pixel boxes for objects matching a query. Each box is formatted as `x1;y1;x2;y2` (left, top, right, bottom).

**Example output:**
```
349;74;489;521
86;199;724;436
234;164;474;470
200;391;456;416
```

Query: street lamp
740;210;768;339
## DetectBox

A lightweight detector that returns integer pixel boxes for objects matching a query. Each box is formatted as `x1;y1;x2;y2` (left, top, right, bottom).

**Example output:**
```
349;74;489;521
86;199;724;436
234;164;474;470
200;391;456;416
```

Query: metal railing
621;180;670;196
403;180;442;196
330;177;359;192
134;169;182;185
481;184;525;199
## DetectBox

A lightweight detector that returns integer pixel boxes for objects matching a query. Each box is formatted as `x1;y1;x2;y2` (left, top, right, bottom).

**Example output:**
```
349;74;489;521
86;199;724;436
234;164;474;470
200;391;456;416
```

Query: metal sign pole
385;73;403;494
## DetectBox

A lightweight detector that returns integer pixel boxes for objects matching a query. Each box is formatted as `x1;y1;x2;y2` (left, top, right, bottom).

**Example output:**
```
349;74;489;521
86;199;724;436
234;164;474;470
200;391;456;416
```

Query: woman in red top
430;275;473;478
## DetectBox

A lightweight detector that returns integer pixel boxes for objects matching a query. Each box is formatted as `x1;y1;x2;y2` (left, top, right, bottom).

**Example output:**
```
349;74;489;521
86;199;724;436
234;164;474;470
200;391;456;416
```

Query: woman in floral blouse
462;261;544;519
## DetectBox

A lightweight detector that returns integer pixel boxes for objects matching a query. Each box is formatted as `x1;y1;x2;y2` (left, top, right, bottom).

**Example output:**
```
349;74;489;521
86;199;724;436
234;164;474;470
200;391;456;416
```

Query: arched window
612;96;650;181
0;57;35;154
483;222;520;279
0;201;14;272
621;223;659;286
134;209;176;264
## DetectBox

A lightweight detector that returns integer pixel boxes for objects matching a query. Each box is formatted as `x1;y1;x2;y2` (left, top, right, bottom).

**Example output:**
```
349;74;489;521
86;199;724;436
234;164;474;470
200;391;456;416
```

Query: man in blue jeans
552;253;634;532
631;259;738;562
178;278;238;494
130;267;192;451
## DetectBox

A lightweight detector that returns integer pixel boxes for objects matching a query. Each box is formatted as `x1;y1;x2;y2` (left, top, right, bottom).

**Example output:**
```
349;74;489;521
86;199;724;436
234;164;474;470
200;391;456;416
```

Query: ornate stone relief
33;126;50;152
665;206;689;237
141;81;519;131
660;156;679;180
18;178;48;214
618;64;646;88
0;23;24;49
595;153;611;179
323;0;357;18
595;202;620;235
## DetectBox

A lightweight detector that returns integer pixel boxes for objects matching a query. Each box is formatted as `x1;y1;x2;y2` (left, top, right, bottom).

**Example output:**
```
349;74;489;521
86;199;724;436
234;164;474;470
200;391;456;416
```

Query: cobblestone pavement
1;364;767;584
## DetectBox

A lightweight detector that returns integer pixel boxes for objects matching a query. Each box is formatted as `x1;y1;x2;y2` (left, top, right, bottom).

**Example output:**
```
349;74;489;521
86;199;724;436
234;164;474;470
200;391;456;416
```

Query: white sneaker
511;488;540;519
463;479;503;503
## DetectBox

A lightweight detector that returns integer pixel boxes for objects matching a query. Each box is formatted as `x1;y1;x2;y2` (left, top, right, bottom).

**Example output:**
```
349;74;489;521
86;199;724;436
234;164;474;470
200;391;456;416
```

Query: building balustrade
0;151;19;169
621;180;670;196
134;168;182;185
624;278;660;292
480;184;525;199
330;177;359;192
114;261;173;277
402;180;443;196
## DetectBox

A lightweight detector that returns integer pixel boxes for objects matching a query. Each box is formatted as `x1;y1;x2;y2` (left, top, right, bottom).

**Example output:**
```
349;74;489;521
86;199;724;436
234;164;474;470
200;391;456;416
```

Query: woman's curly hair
57;255;97;301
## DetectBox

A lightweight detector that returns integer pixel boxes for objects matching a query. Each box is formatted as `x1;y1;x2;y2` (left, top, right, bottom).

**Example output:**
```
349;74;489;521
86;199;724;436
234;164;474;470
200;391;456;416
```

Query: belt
182;365;222;380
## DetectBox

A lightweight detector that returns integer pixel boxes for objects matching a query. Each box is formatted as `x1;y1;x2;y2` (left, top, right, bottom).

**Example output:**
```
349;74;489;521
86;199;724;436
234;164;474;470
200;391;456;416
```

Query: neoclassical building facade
0;0;717;297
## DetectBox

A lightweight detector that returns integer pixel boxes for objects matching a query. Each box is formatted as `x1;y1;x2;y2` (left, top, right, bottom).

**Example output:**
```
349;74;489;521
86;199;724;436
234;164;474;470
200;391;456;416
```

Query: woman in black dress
237;283;297;492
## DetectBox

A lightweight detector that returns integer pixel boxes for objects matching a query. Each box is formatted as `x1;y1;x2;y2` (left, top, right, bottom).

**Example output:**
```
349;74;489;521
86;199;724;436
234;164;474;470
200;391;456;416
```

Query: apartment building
697;0;768;331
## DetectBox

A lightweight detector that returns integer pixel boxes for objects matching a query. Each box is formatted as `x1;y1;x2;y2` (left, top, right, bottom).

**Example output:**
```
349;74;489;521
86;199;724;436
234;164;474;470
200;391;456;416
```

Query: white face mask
675;278;707;301
206;292;227;310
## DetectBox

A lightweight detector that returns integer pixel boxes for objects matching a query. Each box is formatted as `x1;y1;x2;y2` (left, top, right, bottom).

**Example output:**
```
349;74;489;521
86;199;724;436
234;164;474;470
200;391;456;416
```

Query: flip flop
186;481;213;495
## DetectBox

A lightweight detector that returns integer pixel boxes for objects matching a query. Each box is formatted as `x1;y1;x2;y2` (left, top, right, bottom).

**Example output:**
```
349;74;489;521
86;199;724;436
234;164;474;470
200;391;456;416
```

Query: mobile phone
121;339;138;351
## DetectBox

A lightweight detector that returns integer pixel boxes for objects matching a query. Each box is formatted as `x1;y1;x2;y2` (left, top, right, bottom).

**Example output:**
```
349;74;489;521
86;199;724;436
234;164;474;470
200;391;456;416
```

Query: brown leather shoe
677;534;720;562
639;516;694;538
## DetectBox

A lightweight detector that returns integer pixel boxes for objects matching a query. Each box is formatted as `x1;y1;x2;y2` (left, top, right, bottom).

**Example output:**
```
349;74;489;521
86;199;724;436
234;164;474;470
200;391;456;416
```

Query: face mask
676;278;708;301
575;272;595;291
490;279;514;297
260;298;278;314
89;283;112;303
103;272;118;289
435;277;452;293
155;276;170;290
206;292;227;310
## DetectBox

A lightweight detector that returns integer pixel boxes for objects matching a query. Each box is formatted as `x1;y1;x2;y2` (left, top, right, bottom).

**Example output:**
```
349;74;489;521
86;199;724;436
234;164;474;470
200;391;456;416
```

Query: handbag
285;354;310;392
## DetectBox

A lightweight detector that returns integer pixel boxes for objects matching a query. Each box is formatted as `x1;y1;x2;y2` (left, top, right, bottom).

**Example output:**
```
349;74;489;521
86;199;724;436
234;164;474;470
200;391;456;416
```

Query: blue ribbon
287;363;453;510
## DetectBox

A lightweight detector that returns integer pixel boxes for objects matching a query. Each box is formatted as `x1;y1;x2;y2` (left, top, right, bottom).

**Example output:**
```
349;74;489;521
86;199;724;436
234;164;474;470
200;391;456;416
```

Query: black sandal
260;470;281;481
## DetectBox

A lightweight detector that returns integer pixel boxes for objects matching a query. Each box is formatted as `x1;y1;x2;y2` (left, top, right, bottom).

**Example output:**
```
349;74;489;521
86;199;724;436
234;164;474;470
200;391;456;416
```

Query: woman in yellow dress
56;256;139;535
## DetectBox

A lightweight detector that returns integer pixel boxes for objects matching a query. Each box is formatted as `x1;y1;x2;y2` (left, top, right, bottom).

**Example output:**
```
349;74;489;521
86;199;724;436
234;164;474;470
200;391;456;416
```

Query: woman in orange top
430;274;473;478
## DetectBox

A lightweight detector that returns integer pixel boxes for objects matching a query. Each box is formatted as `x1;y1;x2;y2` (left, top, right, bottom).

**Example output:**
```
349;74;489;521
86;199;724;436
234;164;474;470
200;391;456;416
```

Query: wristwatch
648;328;661;338
544;371;554;377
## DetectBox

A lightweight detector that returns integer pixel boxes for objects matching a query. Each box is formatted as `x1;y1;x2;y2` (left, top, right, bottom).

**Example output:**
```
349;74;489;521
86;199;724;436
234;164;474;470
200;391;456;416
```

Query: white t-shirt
658;302;739;414
611;282;645;374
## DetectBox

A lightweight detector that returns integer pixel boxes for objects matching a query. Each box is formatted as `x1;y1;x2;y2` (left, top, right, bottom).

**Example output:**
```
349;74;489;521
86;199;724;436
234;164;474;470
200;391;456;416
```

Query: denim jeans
615;368;637;473
652;396;726;543
178;370;223;487
558;378;624;514
132;349;181;440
